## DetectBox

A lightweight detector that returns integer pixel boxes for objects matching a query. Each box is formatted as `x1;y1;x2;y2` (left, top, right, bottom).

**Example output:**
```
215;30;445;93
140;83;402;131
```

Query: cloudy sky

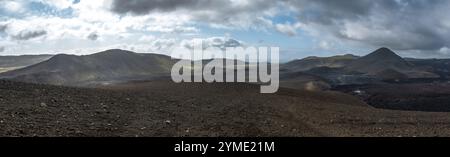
1;0;450;60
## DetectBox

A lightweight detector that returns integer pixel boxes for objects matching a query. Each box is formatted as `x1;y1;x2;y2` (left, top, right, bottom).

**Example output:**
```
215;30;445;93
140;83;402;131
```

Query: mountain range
0;47;447;88
282;47;441;86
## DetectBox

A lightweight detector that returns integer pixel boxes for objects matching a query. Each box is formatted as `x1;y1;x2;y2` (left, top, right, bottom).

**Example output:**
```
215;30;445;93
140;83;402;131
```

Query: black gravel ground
2;80;450;137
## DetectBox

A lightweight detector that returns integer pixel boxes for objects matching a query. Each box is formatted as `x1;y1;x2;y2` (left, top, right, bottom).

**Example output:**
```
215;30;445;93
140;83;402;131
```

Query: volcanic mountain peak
345;47;417;76
363;47;403;60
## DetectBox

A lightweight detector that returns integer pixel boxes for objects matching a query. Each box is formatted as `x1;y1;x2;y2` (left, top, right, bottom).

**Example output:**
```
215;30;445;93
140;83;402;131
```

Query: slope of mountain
279;71;332;91
282;54;358;72
0;55;53;73
407;58;450;78
0;49;177;86
279;54;361;87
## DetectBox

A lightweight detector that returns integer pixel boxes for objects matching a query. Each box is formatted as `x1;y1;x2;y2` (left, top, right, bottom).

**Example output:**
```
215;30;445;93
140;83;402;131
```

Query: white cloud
439;47;450;55
138;35;156;42
0;1;201;54
1;1;25;13
275;22;302;37
181;36;244;50
38;0;74;10
318;41;333;50
148;38;177;52
0;1;274;55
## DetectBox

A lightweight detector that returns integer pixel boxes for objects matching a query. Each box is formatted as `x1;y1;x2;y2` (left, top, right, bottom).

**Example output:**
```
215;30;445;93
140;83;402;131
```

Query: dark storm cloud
110;0;277;26
110;0;276;14
110;0;450;53
11;29;47;40
288;0;450;52
87;32;99;41
110;0;224;15
208;38;244;50
288;0;394;24
0;23;8;33
0;25;8;33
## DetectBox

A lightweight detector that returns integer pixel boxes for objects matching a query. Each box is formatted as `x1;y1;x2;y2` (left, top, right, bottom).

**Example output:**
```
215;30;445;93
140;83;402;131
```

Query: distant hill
345;48;412;74
282;54;358;72
0;49;177;86
0;55;53;73
345;47;437;78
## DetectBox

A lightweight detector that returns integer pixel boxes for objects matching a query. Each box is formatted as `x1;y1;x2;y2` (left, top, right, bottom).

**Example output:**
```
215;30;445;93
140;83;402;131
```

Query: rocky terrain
2;80;450;137
335;82;450;112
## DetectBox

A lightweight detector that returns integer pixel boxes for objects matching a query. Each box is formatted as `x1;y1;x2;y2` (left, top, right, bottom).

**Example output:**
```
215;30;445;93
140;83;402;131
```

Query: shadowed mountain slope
0;55;53;73
0;49;177;86
282;54;358;72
